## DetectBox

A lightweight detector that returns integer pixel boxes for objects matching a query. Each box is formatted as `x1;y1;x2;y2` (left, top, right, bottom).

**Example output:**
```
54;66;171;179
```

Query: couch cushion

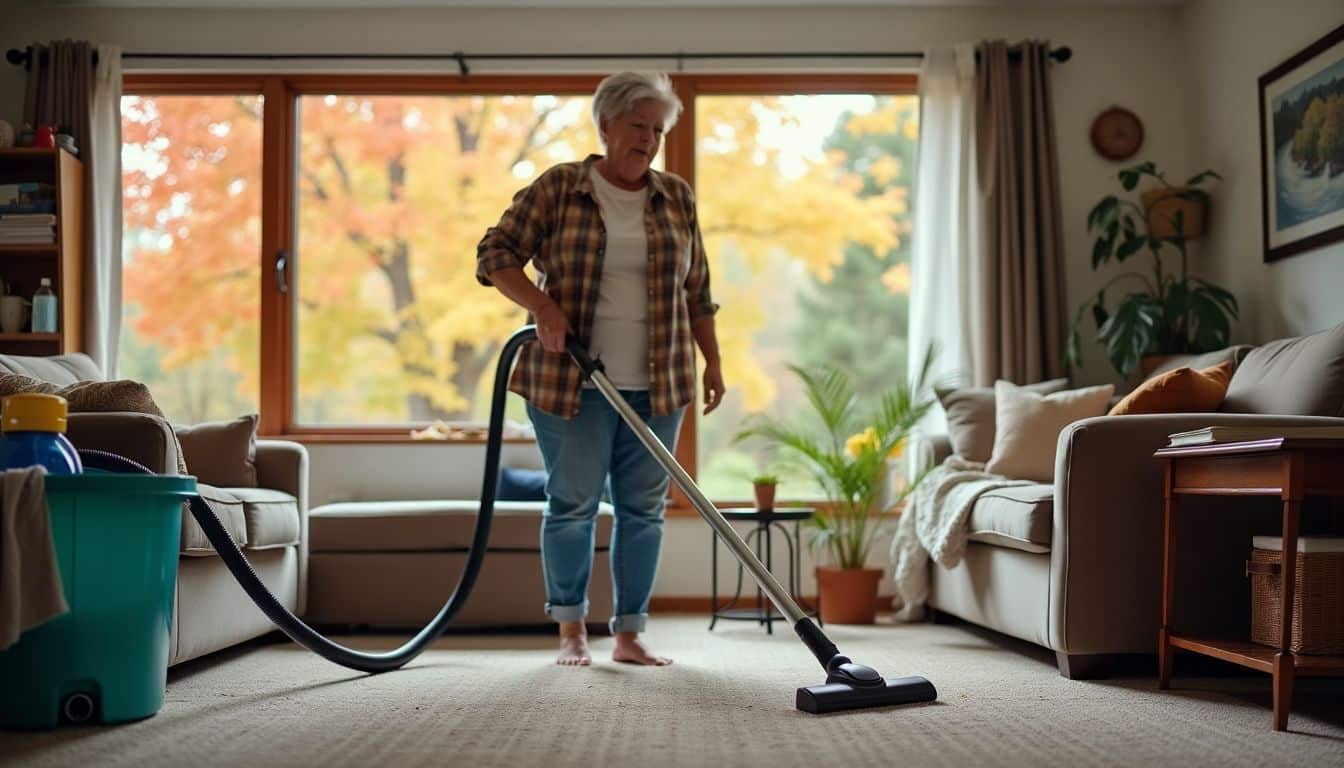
182;483;248;556
309;500;614;552
966;483;1053;553
227;487;300;550
498;467;547;501
936;378;1069;462
0;352;102;384
985;381;1114;482
1145;345;1254;379
1222;324;1344;416
175;414;259;488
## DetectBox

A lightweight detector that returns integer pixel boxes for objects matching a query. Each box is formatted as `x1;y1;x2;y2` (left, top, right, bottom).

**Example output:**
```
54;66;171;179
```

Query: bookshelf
0;147;84;356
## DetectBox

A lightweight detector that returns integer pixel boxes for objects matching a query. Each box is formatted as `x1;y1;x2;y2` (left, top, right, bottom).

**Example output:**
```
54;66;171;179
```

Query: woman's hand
534;299;571;354
702;362;725;414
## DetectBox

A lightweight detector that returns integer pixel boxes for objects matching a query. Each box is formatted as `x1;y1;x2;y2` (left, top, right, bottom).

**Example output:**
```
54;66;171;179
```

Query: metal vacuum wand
561;333;938;714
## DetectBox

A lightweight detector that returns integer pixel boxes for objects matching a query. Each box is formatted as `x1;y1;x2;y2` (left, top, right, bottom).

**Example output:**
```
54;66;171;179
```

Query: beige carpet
2;615;1342;767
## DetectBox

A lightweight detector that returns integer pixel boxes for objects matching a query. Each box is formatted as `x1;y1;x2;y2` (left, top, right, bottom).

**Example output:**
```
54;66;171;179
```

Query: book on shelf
0;213;57;225
1166;425;1344;447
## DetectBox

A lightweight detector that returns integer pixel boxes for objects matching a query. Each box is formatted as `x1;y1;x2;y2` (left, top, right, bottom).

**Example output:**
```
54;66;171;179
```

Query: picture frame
1259;22;1344;263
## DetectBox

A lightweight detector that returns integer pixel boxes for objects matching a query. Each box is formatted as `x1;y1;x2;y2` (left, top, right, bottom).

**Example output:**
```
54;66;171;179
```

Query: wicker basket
1247;537;1344;655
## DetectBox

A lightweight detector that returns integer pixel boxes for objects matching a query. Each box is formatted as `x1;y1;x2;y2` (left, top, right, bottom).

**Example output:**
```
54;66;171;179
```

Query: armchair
0;352;309;665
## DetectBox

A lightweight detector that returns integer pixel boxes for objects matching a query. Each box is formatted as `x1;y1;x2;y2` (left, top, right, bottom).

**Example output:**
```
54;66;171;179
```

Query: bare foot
612;631;672;666
557;621;591;666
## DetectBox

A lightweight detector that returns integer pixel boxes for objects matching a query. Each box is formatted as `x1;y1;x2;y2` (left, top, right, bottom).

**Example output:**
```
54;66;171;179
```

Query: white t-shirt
587;169;651;390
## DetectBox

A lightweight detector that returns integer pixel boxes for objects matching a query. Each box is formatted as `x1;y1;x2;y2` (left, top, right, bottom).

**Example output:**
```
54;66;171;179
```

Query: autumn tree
121;95;263;424
795;97;918;399
122;89;908;429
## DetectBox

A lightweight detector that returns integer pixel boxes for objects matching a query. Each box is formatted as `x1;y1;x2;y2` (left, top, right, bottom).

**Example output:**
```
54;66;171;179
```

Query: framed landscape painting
1259;22;1344;263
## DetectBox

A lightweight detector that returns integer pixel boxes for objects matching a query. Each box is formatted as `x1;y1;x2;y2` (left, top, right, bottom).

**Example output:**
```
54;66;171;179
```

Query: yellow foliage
123;91;915;422
881;262;912;295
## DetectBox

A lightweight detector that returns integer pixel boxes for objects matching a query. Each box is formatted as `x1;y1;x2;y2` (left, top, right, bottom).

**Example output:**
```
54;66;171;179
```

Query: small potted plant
751;473;779;511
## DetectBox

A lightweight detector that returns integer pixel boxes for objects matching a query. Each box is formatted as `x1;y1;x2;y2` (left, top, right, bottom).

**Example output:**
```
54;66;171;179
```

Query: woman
477;72;724;667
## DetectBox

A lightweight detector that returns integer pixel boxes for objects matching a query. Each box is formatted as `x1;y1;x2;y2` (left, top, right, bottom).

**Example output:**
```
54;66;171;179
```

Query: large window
293;94;596;426
692;93;919;501
120;93;263;424
119;75;916;508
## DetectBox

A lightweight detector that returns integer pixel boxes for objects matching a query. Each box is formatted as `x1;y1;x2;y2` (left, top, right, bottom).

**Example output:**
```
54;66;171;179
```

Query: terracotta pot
1140;186;1206;241
816;567;884;624
753;483;776;511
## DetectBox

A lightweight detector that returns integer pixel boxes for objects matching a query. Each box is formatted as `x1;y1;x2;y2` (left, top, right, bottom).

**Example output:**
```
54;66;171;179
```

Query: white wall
4;2;1199;600
1180;0;1344;344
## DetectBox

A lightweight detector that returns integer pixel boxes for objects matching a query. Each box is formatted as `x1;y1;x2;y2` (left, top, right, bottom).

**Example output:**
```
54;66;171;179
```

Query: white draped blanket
890;455;1037;621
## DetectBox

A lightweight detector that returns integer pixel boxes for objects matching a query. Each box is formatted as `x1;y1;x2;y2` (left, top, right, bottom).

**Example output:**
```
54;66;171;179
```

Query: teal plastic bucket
0;473;196;730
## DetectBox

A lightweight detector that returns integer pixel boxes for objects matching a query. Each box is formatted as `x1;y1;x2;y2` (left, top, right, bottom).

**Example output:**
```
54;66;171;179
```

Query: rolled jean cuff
608;613;647;634
545;600;589;623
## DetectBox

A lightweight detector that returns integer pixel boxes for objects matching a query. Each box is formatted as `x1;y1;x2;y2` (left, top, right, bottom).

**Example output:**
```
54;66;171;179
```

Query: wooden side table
1155;438;1344;731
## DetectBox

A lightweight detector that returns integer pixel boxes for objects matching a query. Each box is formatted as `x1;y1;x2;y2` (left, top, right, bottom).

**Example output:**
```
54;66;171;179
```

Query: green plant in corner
733;350;937;570
1067;161;1238;380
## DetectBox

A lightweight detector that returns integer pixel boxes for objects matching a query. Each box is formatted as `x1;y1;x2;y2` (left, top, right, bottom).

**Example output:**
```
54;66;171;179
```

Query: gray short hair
591;72;683;146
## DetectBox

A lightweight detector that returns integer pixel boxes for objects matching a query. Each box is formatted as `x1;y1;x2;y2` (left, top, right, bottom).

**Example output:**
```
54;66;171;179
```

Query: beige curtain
22;41;122;375
974;40;1066;385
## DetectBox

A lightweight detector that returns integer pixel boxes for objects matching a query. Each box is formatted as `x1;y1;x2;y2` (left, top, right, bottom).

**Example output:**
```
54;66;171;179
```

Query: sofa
0;353;309;666
305;500;615;633
913;324;1344;678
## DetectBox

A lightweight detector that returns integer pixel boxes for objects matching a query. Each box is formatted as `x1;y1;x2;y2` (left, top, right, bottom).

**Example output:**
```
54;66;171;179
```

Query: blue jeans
527;388;685;634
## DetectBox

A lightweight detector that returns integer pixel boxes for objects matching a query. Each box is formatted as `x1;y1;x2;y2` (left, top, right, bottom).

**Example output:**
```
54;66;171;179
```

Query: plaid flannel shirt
477;155;718;418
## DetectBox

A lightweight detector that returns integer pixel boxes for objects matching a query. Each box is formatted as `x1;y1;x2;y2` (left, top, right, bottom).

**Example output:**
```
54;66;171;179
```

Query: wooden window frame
122;72;917;515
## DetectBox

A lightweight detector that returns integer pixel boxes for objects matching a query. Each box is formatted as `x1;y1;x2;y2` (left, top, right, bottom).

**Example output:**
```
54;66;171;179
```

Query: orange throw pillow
1108;360;1234;416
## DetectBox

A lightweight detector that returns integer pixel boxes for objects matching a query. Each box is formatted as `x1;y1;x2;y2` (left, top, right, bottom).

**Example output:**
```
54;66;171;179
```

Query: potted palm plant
734;355;936;624
1067;161;1238;380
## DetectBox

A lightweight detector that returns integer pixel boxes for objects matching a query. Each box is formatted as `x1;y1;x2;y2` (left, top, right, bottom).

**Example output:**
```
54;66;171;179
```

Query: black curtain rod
5;46;1071;75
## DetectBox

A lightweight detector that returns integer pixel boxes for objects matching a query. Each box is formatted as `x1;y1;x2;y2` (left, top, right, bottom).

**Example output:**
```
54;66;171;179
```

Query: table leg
1273;495;1301;731
1273;652;1296;732
1159;460;1175;690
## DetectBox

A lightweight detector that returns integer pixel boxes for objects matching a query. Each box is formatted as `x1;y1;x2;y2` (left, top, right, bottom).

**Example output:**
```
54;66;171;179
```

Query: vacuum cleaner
87;325;936;714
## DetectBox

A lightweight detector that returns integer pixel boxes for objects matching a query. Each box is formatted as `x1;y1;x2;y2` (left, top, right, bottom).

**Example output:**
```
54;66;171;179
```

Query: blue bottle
0;393;83;474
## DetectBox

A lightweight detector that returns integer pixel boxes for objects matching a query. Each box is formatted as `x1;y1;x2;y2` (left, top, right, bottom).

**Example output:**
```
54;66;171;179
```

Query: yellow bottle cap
2;392;69;433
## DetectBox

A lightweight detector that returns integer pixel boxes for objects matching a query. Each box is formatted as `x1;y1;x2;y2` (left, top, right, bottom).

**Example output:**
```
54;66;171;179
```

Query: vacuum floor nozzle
796;675;937;714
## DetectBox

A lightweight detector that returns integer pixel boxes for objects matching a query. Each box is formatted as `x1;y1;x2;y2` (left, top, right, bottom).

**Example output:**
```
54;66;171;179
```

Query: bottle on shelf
32;278;57;333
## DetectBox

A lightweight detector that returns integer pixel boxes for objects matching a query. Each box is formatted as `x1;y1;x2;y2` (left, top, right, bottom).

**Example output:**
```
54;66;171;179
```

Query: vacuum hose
79;326;540;674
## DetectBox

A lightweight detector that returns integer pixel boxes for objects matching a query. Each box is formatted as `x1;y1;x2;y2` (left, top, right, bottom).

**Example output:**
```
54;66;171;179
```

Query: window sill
265;433;536;445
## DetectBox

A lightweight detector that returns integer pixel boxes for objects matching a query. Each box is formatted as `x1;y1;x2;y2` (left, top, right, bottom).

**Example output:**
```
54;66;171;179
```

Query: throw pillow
1108;361;1233;416
986;381;1114;482
498;466;547;501
936;378;1069;462
175;414;259;488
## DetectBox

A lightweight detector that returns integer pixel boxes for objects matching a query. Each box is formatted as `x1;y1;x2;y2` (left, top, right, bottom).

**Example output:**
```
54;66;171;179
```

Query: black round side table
709;507;820;633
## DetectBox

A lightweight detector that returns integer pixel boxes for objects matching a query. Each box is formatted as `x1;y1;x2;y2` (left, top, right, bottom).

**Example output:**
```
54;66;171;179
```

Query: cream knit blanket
890;455;1036;621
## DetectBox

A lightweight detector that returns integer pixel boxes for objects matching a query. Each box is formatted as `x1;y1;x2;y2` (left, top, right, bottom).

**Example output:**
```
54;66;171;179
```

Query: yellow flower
887;437;905;460
844;427;872;458
845;428;905;461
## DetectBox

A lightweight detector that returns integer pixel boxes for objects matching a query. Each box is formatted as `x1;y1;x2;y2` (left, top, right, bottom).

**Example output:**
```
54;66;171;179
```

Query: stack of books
1167;425;1344;447
0;182;57;214
0;213;57;245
